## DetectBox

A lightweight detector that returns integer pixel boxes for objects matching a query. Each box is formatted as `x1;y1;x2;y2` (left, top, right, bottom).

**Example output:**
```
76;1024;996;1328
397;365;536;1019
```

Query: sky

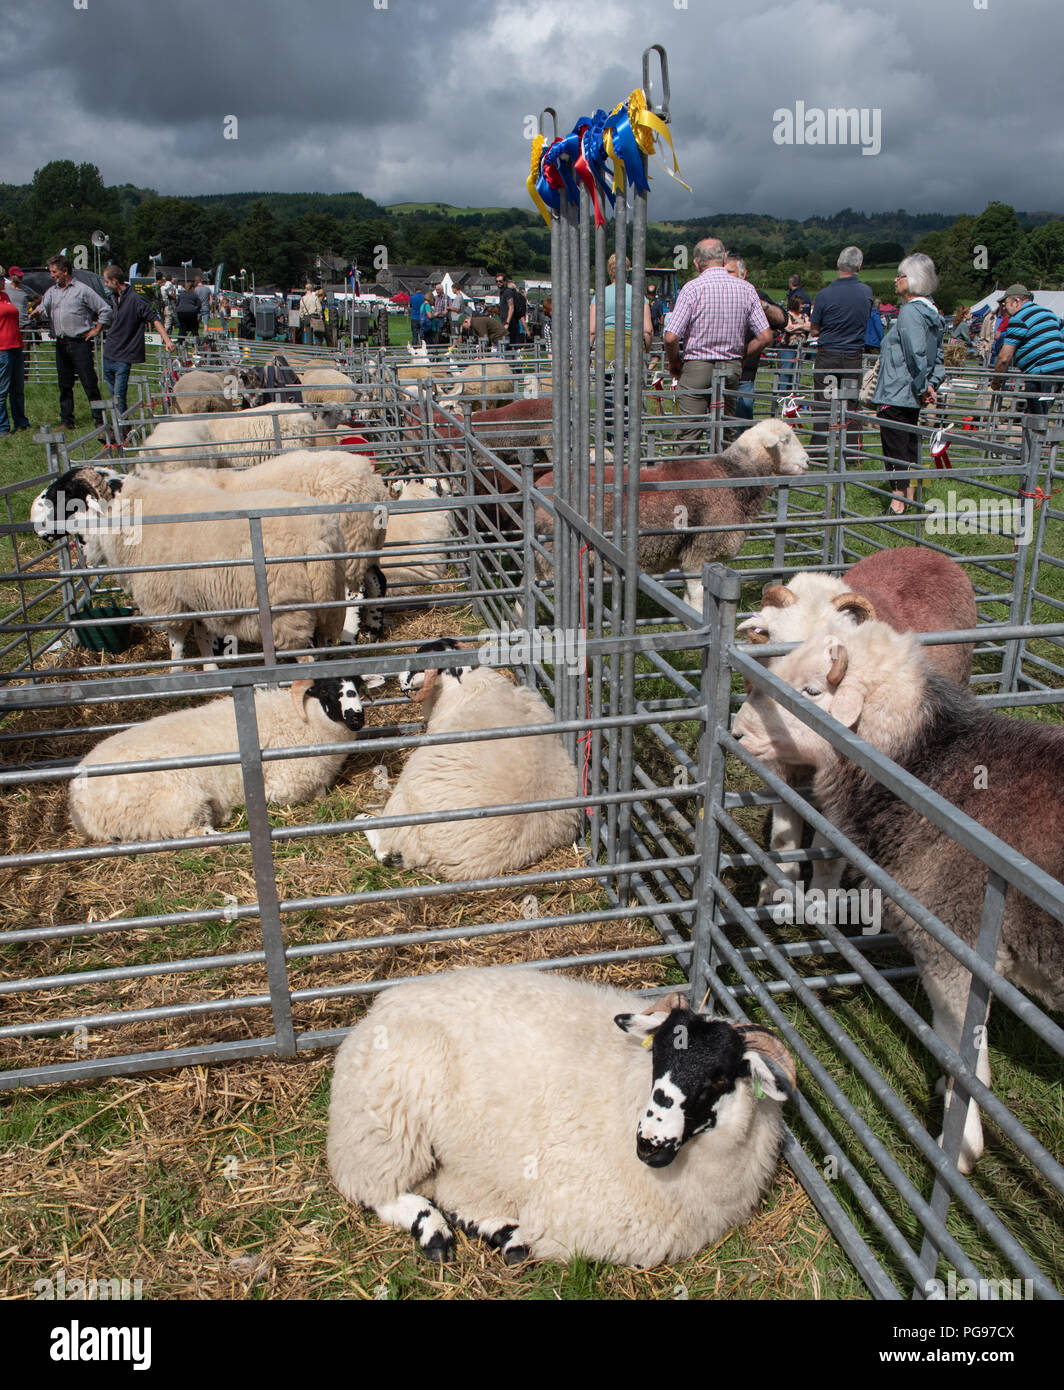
2;0;1062;221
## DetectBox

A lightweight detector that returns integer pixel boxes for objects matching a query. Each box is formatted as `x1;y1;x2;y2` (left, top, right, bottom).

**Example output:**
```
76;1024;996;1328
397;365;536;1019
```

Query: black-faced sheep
32;466;346;666
738;547;977;903
327;967;795;1266
70;676;381;842
534;418;810;610
355;639;580;881
733;620;1064;1172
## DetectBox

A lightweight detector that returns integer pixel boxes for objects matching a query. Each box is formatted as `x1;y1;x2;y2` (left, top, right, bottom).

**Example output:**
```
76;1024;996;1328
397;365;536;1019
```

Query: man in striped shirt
993;284;1064;415
664;238;772;449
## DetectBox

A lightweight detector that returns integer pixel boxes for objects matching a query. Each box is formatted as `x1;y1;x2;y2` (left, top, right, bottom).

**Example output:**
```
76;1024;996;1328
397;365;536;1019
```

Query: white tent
969;288;1064;318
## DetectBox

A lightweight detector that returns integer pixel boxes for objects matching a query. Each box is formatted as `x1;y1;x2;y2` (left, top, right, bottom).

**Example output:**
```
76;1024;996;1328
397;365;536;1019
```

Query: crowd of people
409;273;544;350
660;238;1064;515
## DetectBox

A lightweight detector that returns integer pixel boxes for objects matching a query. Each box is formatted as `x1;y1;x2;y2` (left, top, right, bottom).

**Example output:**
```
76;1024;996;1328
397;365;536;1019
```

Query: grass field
1;367;1061;1301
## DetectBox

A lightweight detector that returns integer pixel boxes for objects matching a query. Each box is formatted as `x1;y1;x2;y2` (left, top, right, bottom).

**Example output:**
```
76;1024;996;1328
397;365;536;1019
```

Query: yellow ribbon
527;133;551;228
603;121;625;196
627;89;692;193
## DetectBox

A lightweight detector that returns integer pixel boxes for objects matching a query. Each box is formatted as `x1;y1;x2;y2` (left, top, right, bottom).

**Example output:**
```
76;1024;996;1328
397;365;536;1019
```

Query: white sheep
31;466;346;665
138;450;390;642
437;358;513;410
381;477;454;602
297;366;357;415
70;676;381;842
171;367;258;414
356;639;580;881
327;967;795;1266
137;403;325;470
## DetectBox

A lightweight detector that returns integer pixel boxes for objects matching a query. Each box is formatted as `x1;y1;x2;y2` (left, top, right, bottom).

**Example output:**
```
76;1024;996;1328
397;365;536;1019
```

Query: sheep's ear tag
753;1078;766;1099
641;1034;654;1050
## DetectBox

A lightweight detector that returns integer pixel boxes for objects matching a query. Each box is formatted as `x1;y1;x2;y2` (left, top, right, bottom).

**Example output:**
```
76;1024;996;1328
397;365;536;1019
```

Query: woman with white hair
872;253;945;515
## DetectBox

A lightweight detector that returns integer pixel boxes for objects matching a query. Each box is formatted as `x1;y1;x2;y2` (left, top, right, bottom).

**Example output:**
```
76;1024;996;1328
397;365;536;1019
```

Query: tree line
1;163;1060;300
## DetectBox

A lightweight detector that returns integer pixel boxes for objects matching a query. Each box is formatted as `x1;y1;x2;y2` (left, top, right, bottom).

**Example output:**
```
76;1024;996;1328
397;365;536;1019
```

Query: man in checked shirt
29;254;112;431
664;238;773;450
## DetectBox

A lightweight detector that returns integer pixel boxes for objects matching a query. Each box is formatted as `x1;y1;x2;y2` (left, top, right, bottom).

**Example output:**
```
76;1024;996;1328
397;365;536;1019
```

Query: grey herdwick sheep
70;675;382;842
737;547;977;904
733;619;1064;1173
534;418;810;611
327;967;795;1266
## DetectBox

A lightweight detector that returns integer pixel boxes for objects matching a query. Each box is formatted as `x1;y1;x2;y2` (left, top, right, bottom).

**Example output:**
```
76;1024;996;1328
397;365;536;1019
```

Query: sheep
737;547;977;904
381;477;454;601
437;358;513;410
136;403;326;470
70;675;382;842
355;639;581;881
297;366;358;416
534;418;810;611
171;366;260;414
327;967;795;1266
732;620;1064;1173
31;466;346;666
137;450;390;643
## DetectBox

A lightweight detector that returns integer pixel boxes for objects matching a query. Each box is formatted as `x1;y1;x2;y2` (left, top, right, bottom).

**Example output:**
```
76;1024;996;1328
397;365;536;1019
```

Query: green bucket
72;602;137;654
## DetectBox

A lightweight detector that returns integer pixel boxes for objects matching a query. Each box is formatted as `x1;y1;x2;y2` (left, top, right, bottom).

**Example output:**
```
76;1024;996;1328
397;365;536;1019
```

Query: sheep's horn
290;679;313;721
640;990;687;1016
832;592;876;624
735;1024;797;1094
737;617;770;644
761;584;797;608
409;668;439;704
826;641;849;686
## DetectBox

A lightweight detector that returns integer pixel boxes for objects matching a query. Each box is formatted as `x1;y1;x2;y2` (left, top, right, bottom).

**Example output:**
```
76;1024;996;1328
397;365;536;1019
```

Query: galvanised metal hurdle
2;46;1062;1299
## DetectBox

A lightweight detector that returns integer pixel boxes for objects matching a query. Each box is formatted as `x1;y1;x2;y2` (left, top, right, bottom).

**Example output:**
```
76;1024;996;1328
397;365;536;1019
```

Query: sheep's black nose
345;709;365;732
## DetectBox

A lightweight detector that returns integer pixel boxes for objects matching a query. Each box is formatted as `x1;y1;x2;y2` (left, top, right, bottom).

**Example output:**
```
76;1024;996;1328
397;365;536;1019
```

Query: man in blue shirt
808;246;873;453
409;288;425;347
993;284;1064;415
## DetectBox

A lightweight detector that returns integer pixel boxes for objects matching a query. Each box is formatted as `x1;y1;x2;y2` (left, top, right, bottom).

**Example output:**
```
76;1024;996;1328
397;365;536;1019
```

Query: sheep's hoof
503;1242;530;1265
382;852;404;869
420;1231;455;1263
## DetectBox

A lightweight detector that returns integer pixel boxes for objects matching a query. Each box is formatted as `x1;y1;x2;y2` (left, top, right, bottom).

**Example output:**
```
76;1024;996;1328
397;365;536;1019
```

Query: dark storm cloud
1;0;1060;218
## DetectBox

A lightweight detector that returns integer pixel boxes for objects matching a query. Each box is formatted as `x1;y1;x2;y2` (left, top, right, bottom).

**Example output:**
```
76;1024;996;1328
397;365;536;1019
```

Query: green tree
970;201;1028;288
238;200;281;281
1027;222;1064;284
471;229;515;276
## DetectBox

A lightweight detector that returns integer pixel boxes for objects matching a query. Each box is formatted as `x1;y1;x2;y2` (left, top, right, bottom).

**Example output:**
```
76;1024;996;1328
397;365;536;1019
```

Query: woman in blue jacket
873;254;944;515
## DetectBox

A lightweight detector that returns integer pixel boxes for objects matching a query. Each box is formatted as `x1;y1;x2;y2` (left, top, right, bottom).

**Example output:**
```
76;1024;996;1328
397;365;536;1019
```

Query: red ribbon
572;125;607;228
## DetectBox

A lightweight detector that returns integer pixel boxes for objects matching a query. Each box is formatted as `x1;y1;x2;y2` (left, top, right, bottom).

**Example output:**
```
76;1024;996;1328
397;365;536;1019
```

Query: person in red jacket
0;267;31;435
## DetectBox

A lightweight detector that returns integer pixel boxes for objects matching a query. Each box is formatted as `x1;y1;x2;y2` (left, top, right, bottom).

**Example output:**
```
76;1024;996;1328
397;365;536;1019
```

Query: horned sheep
355;639;580;881
70;676;381;843
733;619;1064;1172
534;418;810;611
327;967;795;1266
737;547;977;903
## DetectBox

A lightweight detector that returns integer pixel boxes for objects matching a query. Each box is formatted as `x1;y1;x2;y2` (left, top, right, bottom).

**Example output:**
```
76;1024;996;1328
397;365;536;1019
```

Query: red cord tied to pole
778;393;803;419
929;424;953;468
1018;485;1061;510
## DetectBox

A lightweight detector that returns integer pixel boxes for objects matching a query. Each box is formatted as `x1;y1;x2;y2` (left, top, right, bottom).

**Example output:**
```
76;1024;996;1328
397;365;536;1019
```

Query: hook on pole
641;45;670;121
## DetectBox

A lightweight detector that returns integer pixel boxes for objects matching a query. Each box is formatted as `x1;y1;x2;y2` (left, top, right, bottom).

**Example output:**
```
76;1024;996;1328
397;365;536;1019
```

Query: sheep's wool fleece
328;969;785;1266
70;688;354;842
374;669;580;880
